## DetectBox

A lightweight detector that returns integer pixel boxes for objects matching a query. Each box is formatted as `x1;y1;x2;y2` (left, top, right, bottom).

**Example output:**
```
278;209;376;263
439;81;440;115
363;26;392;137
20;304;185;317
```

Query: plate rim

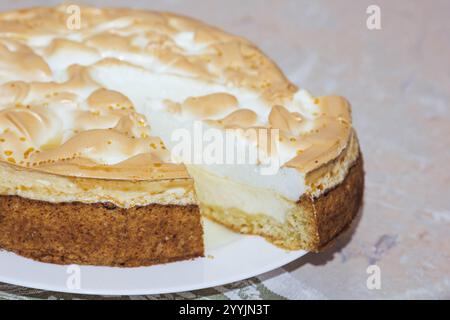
0;236;307;296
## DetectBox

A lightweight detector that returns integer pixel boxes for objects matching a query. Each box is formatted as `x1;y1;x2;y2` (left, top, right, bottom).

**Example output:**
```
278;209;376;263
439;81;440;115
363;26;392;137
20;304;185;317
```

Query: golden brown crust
299;154;364;251
0;197;204;267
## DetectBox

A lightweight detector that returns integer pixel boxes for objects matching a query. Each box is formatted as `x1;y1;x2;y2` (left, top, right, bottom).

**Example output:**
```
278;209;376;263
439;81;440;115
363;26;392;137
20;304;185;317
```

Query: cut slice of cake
191;130;363;251
0;159;204;267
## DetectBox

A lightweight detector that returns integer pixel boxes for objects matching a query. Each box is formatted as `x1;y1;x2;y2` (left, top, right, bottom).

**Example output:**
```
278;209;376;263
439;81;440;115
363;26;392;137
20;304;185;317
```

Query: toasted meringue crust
0;160;195;208
0;5;352;185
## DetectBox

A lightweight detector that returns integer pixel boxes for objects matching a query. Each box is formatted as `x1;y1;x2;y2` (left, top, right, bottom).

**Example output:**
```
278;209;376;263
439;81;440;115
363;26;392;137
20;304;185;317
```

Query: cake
0;5;364;267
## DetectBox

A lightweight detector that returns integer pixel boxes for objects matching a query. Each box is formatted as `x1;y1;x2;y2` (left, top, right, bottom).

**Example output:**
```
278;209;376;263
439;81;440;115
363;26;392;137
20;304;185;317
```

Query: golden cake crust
0;198;203;267
300;154;364;251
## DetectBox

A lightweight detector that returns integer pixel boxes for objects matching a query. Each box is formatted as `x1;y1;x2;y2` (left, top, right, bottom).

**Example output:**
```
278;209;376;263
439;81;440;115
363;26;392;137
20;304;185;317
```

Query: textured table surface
0;0;449;300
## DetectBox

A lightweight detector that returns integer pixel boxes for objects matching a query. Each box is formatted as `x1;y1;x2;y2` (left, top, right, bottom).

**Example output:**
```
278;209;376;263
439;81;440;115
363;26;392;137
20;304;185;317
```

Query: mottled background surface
0;0;448;299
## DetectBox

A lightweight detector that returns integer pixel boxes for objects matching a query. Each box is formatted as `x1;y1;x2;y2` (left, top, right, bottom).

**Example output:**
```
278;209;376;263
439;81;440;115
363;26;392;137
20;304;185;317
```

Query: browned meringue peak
28;65;99;98
149;48;214;80
87;88;134;111
0;81;30;105
45;38;99;66
162;93;239;118
86;33;139;54
73;110;149;141
269;105;304;136
28;128;168;167
283;96;352;173
0;106;61;154
0;65;97;106
0;6;73;38
0;39;51;82
205;109;258;128
31;155;190;181
182;93;238;118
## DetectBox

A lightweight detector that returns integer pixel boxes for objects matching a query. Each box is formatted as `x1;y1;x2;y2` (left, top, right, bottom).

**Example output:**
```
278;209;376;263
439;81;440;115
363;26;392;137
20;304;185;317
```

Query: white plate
0;219;306;295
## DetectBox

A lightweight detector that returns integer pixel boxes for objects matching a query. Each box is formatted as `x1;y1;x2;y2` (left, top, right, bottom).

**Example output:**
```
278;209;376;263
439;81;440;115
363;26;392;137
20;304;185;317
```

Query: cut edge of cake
0;197;204;267
196;132;364;252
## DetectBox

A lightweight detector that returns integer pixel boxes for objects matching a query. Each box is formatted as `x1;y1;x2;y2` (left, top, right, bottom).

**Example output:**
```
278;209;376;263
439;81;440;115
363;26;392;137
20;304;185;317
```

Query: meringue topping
0;5;352;180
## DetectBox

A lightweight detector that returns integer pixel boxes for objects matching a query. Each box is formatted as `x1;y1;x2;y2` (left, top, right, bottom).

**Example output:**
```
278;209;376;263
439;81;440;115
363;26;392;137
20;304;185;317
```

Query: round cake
0;5;363;267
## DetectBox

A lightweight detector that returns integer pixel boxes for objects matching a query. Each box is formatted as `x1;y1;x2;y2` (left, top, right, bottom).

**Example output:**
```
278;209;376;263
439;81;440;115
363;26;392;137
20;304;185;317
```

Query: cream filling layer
187;164;297;223
188;132;359;223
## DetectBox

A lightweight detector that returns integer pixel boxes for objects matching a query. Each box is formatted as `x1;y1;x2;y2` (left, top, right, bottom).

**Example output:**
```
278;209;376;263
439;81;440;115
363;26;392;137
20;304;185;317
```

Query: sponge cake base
0;198;204;267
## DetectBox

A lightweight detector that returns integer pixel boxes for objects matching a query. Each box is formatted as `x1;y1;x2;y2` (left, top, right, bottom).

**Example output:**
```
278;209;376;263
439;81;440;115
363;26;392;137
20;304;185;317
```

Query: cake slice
0;159;203;267
192;131;363;251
